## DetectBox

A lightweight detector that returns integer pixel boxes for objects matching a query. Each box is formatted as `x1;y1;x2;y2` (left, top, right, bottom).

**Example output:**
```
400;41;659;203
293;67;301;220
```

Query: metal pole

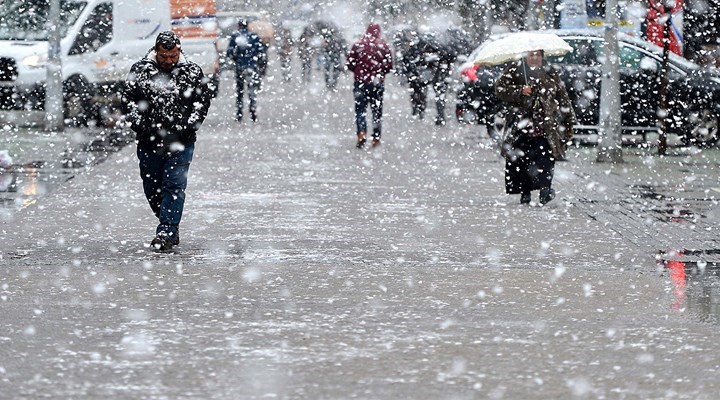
657;3;672;155
526;0;539;30
597;0;623;163
481;0;494;42
45;0;64;132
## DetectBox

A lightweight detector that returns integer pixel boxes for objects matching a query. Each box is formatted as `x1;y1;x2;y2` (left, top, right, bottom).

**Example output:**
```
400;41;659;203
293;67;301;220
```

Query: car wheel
63;76;93;127
683;105;720;148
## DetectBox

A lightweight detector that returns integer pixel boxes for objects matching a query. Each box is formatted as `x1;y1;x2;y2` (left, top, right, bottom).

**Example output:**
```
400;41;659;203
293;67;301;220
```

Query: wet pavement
3;71;720;398
0;124;132;220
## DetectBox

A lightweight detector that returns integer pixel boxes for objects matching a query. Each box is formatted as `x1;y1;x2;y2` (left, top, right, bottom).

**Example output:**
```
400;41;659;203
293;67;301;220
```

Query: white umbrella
473;31;573;66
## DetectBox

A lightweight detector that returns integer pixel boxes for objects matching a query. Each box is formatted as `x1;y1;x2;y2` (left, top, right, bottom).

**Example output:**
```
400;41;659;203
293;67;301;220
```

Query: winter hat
155;31;181;50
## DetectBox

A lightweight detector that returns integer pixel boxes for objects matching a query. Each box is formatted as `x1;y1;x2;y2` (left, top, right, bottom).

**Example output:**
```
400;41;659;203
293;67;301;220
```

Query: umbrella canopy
249;20;275;45
473;31;573;66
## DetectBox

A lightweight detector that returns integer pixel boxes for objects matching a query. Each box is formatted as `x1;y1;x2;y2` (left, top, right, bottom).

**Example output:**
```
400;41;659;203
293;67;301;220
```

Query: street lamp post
45;0;64;132
597;0;623;163
656;1;674;156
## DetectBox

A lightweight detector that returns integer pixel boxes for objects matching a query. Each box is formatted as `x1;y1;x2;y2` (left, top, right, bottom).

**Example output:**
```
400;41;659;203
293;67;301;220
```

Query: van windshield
0;0;87;40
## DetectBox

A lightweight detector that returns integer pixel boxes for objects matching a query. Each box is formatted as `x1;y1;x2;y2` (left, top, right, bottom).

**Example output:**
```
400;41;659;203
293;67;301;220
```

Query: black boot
356;131;367;149
520;191;531;205
539;188;555;205
150;232;177;252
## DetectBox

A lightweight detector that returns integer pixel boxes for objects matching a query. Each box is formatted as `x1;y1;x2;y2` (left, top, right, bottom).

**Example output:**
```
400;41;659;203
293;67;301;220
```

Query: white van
0;0;219;125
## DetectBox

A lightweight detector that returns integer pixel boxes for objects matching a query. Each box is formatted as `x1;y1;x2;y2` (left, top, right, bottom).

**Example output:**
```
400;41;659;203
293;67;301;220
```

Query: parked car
455;29;720;147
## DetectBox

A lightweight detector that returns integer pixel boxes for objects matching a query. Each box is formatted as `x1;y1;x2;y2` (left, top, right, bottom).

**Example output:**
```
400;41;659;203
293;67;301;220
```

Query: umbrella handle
522;58;528;85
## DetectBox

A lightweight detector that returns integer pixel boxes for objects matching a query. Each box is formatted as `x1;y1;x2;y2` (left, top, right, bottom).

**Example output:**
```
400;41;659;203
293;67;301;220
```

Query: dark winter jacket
495;61;576;159
227;28;264;71
346;23;393;84
403;35;456;86
124;50;212;149
323;33;346;68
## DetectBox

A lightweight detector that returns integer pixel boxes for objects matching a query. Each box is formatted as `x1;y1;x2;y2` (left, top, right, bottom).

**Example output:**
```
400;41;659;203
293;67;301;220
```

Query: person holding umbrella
493;44;576;205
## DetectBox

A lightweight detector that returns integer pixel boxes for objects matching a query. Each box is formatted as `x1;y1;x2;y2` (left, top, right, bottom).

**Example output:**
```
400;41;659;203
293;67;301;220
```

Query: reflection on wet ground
0;163;55;209
0;128;132;216
664;259;720;324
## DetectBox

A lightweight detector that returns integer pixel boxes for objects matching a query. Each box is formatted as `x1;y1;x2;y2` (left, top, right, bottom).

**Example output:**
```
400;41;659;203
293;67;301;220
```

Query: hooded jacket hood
346;22;393;83
365;23;381;40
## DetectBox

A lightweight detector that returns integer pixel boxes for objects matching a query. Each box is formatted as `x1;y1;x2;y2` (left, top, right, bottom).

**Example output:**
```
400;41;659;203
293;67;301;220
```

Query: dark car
455;29;720;147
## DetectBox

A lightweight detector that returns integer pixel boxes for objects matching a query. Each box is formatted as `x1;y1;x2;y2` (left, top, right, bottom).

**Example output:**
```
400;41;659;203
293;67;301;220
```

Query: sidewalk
565;144;720;263
2;74;720;398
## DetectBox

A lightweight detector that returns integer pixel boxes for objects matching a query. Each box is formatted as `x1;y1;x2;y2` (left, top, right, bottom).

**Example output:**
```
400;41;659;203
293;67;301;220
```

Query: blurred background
217;0;720;66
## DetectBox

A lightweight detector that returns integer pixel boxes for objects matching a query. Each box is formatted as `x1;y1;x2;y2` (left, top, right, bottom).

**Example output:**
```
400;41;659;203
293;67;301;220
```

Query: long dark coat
494;61;576;160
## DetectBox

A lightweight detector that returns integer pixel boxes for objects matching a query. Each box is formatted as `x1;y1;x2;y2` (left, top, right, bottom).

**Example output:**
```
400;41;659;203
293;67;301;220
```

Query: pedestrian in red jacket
346;23;393;148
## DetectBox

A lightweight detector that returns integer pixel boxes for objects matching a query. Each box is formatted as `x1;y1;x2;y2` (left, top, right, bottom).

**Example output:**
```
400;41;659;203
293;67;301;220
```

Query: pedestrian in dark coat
276;27;294;82
298;26;319;83
494;50;575;205
226;19;264;122
403;35;433;119
403;35;456;125
124;31;212;251
346;23;393;148
322;31;345;90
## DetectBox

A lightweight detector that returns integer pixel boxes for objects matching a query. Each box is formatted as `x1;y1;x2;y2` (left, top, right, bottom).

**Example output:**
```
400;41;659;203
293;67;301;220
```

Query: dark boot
150;232;178;252
539;188;555;205
356;131;367;149
150;236;173;252
520;191;531;205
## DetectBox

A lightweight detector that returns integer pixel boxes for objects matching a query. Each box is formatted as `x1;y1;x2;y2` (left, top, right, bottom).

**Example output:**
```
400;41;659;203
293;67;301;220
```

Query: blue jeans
137;144;194;242
353;82;384;139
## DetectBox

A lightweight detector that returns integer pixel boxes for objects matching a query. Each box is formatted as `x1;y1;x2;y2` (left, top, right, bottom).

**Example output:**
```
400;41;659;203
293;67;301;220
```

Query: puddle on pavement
662;258;720;324
0;128;132;216
632;184;712;223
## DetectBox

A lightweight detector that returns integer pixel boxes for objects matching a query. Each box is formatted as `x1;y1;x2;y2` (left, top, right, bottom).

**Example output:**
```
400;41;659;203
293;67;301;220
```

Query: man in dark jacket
346;23;393;148
124;31;212;251
403;35;456;125
322;30;345;90
226;19;264;122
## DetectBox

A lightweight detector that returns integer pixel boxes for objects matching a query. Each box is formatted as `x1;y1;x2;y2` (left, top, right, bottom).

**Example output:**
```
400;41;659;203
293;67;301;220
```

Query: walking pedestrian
322;29;345;90
494;50;575;205
403;35;431;119
298;26;318;84
124;31;213;251
403;34;456;125
346;23;393;148
276;27;294;82
226;19;264;122
429;42;456;126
